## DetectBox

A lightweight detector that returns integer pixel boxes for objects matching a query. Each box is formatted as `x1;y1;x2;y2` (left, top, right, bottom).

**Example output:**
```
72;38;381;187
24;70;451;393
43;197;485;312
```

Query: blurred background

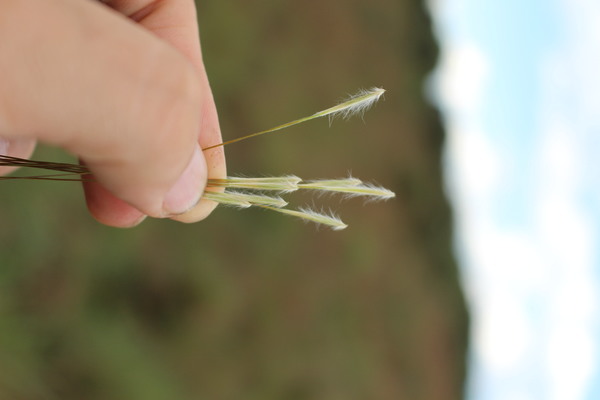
0;0;468;399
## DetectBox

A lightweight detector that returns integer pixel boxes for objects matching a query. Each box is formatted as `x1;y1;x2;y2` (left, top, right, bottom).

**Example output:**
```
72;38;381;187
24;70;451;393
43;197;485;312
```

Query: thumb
0;0;207;218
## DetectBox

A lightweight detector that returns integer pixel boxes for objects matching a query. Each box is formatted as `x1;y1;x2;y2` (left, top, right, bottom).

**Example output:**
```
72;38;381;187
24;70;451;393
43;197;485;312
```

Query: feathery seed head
298;178;395;201
208;176;301;193
202;191;252;208
315;87;385;122
204;87;385;150
257;205;348;231
203;191;288;209
339;183;396;201
298;177;363;191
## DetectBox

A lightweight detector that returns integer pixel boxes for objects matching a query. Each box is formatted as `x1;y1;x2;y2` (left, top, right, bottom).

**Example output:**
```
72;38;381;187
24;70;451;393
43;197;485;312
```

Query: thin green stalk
203;87;385;150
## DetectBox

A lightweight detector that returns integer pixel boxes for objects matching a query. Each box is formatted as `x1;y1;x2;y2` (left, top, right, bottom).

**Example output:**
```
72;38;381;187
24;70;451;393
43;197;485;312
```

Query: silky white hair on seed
298;177;395;201
256;205;348;231
203;190;287;209
203;87;386;150
314;87;386;124
208;175;301;193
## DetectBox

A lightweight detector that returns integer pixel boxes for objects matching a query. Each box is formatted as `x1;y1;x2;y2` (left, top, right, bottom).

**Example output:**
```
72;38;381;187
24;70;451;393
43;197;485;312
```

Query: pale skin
0;0;226;227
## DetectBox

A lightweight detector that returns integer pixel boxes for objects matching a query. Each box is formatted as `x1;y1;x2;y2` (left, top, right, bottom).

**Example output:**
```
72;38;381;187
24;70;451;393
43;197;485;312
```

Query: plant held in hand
0;88;394;230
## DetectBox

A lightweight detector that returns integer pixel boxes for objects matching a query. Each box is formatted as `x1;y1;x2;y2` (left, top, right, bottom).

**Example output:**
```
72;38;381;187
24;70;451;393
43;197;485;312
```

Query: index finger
92;0;226;224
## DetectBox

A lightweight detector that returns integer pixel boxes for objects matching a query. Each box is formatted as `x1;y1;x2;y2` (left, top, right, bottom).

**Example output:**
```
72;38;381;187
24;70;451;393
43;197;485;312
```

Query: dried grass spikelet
0;88;394;230
207;175;301;193
299;178;396;201
317;87;386;123
201;175;395;230
203;87;385;150
203;190;287;209
257;205;348;231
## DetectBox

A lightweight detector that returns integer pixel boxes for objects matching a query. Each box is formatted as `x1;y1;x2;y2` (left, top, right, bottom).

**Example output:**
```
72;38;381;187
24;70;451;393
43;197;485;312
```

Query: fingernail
162;145;206;216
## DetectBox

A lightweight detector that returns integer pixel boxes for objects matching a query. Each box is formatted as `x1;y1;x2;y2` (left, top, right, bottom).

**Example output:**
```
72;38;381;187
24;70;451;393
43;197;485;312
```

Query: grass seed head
315;87;386;123
208;175;301;193
257;205;348;231
298;178;395;201
202;191;252;208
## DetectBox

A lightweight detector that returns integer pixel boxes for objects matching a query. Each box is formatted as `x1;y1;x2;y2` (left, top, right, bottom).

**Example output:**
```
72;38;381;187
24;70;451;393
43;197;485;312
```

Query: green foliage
0;1;468;399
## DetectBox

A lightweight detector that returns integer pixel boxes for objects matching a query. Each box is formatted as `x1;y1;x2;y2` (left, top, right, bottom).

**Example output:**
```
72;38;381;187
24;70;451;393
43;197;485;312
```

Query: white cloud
433;39;499;233
534;30;600;397
546;324;596;400
531;128;598;400
475;293;533;373
550;0;600;202
446;127;502;214
436;43;489;117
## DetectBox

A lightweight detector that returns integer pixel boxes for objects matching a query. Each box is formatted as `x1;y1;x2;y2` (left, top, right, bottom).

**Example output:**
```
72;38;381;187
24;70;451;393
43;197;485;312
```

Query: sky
427;0;600;399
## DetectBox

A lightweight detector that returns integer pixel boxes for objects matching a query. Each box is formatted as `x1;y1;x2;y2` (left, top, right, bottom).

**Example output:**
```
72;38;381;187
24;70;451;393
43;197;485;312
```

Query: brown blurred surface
0;1;468;399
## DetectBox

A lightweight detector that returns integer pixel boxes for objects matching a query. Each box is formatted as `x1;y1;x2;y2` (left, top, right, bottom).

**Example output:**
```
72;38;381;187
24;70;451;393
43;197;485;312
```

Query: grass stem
202;88;385;150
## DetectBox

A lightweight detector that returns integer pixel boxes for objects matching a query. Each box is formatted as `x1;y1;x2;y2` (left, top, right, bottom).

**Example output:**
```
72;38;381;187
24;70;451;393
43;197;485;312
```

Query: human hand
0;0;226;227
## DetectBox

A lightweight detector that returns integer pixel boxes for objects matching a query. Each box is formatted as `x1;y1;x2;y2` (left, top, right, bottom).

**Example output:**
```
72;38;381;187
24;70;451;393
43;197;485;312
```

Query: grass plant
0;88;394;230
202;87;385;150
257;205;348;231
206;176;301;193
